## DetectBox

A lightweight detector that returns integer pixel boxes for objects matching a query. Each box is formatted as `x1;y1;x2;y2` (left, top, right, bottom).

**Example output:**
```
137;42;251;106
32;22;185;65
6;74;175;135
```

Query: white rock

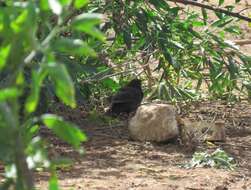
128;103;179;142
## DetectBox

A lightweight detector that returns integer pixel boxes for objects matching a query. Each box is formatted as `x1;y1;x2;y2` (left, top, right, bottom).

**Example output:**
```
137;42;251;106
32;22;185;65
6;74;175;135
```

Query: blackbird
107;79;143;116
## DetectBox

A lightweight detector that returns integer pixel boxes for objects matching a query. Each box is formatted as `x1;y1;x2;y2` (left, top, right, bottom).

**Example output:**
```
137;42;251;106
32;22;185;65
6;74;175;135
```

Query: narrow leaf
201;8;208;25
0;88;20;102
218;0;224;6
53;39;96;57
148;0;170;10
58;0;71;6
10;10;28;33
49;174;59;190
42;114;87;148
25;69;47;113
47;62;76;108
74;0;89;9
72;13;105;41
249;13;251;28
73;13;103;26
0;44;11;70
40;0;50;10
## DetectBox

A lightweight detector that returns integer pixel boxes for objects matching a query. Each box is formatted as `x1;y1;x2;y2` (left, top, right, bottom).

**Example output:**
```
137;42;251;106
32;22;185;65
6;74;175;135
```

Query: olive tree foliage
0;0;250;189
0;0;104;189
83;0;251;102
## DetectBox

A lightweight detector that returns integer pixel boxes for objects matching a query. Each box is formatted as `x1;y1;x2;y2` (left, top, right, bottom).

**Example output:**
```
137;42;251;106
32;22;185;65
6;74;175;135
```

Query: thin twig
233;39;251;46
81;51;156;83
166;0;251;22
197;113;217;141
237;7;251;14
24;26;60;64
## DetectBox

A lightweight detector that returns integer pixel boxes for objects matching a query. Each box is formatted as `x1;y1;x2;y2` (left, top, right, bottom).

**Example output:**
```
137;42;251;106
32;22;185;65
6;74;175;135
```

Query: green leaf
74;0;89;9
249;13;251;28
201;8;208;25
53;38;96;57
215;11;224;19
211;18;233;28
192;21;205;27
0;88;20;102
148;0;169;10
10;10;28;33
42;114;87;148
161;48;180;71
47;61;76;108
59;0;72;6
25;69;47;113
235;0;241;2
72;13;105;41
169;7;180;17
16;70;25;85
227;57;239;80
224;25;241;34
23;123;40;146
0;12;4;32
48;0;62;15
189;28;203;39
73;13;103;26
49;174;59;190
86;27;105;42
40;0;50;10
169;40;184;49
185;149;235;170
135;9;148;32
101;78;120;92
0;44;11;70
218;0;224;6
123;30;132;49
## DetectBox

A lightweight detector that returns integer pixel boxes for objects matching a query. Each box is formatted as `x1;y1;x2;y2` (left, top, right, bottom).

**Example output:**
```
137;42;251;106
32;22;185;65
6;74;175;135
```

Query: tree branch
166;0;251;22
234;39;251;46
0;103;34;189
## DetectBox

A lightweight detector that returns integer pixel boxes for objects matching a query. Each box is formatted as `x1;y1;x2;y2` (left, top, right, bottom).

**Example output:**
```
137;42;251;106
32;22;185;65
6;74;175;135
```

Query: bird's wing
111;87;140;104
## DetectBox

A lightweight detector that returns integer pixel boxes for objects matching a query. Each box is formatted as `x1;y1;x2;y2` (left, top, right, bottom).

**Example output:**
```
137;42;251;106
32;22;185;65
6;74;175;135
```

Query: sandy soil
1;1;250;190
34;1;251;190
34;100;251;190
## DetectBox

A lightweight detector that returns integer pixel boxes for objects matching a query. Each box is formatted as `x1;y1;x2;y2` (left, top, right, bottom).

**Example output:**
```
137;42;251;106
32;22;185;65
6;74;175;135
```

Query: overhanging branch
166;0;251;22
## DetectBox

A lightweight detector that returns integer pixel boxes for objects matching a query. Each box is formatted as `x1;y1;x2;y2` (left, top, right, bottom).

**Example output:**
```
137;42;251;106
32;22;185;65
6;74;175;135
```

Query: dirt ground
36;100;251;190
16;1;251;190
34;1;251;190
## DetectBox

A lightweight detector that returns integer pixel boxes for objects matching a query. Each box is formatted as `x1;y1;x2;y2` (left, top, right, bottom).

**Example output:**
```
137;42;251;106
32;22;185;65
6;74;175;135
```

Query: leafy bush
0;0;250;189
0;0;103;189
184;148;236;170
85;0;251;102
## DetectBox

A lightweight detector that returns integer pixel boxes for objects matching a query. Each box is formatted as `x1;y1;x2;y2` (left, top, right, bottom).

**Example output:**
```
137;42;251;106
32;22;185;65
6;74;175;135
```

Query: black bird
107;79;143;116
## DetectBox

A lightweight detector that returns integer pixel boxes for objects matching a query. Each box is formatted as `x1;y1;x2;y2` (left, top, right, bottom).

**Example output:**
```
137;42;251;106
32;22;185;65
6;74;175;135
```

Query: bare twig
237;7;251;14
233;39;251;46
24;26;60;64
81;50;156;83
166;0;251;22
82;68;138;83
